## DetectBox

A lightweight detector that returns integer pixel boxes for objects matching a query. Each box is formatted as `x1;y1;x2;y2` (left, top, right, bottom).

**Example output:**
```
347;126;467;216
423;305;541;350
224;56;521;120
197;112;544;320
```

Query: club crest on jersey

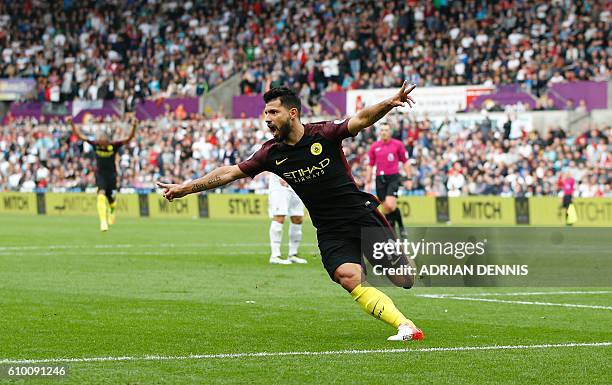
310;142;323;156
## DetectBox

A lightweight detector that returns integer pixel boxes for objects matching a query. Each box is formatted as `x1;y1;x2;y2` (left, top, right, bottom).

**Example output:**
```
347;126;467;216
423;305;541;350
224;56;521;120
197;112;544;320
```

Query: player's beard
273;120;291;143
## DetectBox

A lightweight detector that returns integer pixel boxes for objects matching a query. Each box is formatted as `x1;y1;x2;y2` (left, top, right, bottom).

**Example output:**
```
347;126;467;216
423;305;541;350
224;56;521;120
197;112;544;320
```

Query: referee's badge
387;153;395;161
310;142;323;155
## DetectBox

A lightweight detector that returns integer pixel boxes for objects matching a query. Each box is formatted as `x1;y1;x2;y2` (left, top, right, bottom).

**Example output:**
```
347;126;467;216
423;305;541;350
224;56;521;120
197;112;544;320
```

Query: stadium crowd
0;0;609;103
1;115;610;197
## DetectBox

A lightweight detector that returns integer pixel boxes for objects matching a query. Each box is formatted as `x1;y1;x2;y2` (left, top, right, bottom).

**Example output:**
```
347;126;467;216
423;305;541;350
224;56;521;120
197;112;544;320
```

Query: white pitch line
418;291;612;297
1;342;610;365
0;251;308;257
0;250;319;257
419;295;612;310
0;243;318;252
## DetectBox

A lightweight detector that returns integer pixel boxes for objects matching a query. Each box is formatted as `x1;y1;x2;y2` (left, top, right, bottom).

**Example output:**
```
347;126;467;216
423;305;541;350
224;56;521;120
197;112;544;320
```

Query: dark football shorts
562;194;573;208
375;174;400;201
317;209;408;283
96;173;117;193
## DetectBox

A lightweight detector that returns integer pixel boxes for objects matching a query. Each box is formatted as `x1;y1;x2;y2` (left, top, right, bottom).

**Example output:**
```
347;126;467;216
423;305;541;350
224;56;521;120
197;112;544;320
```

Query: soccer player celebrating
365;122;411;238
268;173;307;265
157;83;423;341
69;114;137;231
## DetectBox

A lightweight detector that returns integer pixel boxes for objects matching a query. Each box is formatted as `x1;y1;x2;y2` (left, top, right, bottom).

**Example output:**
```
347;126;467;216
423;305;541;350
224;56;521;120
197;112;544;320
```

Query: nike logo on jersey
275;158;288;165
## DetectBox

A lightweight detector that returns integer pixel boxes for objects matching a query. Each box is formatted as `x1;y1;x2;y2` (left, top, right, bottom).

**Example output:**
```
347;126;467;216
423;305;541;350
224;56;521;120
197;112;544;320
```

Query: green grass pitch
0;215;610;384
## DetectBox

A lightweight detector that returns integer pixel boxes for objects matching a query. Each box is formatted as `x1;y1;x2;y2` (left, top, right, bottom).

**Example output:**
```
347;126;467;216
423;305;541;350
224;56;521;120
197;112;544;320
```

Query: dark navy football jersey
86;140;123;177
238;119;377;230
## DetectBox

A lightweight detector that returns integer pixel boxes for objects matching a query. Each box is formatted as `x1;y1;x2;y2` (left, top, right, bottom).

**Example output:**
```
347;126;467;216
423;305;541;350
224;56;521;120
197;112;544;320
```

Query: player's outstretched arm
347;81;416;136
156;165;247;201
66;116;88;141
119;113;138;144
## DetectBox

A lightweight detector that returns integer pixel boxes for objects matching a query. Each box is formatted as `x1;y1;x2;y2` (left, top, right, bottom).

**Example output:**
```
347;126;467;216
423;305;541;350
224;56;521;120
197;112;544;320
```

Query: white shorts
269;188;304;217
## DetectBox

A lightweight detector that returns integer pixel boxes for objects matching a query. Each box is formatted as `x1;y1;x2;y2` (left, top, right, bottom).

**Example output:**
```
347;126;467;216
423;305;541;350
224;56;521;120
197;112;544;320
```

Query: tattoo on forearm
207;176;221;185
191;175;222;193
191;183;206;192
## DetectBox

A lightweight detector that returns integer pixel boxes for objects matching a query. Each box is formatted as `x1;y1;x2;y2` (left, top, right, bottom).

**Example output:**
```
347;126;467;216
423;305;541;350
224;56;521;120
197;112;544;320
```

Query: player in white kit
268;173;308;264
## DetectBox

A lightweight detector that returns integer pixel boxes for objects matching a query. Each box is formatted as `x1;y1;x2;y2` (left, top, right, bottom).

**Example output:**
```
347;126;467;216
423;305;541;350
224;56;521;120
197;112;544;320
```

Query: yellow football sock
108;200;116;225
97;194;109;224
566;204;578;225
350;284;415;329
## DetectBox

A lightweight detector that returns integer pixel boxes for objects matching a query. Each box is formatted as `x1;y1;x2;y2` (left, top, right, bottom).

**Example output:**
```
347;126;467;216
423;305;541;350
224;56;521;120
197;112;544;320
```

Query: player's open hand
389;81;416;108
156;181;186;202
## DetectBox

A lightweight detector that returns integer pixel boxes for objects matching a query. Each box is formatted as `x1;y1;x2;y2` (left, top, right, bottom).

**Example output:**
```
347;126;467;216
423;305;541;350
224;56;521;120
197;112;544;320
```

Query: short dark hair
263;87;301;115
